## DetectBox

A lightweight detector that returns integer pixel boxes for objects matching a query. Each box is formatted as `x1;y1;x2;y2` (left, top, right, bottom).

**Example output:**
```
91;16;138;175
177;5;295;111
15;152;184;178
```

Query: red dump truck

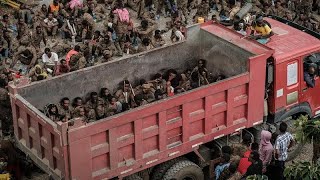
8;16;320;180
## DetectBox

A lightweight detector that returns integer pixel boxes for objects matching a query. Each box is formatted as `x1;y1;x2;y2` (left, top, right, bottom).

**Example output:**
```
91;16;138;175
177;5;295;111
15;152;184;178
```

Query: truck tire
151;157;186;180
162;160;204;180
123;174;143;180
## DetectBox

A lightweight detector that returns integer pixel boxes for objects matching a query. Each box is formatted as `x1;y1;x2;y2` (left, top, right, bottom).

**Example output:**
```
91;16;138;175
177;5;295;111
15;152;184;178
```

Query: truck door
300;53;320;116
285;60;300;108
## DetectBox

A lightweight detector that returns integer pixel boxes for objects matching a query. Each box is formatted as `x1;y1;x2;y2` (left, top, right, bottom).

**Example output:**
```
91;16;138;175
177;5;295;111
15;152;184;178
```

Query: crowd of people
0;0;190;82
0;0;319;84
43;59;226;123
0;0;319;85
214;122;294;180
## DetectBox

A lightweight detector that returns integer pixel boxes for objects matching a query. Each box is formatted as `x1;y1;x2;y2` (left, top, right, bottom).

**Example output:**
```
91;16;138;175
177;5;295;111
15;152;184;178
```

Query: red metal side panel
246;54;270;126
66;72;260;180
9;94;66;179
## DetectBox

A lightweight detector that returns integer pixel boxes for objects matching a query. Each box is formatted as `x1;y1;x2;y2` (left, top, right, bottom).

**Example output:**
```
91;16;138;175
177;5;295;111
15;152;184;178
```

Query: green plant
284;161;320;180
294;115;320;143
294;115;320;162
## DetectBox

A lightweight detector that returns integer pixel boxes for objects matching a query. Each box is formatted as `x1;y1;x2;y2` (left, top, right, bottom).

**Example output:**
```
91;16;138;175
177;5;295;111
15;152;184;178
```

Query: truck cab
264;17;320;123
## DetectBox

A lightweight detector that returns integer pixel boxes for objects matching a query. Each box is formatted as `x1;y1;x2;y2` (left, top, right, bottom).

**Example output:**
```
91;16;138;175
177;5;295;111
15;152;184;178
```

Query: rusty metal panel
9;22;274;180
64;73;252;180
11;95;66;179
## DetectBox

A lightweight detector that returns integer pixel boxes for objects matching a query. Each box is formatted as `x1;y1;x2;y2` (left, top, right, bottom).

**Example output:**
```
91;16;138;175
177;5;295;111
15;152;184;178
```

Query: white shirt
42;52;59;65
175;30;185;41
44;18;58;26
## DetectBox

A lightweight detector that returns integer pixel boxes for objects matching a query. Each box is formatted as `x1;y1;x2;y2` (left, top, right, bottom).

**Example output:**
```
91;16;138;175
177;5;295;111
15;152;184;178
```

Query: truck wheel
123;174;143;180
151;158;181;180
162;160;204;180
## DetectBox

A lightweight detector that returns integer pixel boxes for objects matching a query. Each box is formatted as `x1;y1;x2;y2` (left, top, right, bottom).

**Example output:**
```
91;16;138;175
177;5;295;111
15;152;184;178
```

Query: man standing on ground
275;122;294;180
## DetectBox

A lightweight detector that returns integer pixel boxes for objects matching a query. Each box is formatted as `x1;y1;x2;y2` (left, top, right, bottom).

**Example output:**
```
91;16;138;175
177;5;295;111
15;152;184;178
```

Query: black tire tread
123;174;143;180
163;160;203;180
150;157;186;180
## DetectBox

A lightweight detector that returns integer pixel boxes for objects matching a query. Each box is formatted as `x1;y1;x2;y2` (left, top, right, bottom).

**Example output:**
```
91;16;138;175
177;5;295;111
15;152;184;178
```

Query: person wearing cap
304;63;317;88
250;15;273;41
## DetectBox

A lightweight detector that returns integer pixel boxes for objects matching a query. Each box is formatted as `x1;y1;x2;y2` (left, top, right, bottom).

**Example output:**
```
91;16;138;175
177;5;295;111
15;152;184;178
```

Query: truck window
287;62;298;86
304;53;320;75
303;53;320;88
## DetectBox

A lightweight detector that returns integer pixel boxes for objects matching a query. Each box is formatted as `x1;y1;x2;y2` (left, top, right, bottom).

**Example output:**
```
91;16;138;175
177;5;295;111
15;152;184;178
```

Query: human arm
28;48;38;69
52;19;59;27
304;72;315;88
43;33;47;45
254;24;274;39
0;38;8;50
54;65;61;76
10;48;24;68
42;19;50;28
53;53;59;69
288;134;294;149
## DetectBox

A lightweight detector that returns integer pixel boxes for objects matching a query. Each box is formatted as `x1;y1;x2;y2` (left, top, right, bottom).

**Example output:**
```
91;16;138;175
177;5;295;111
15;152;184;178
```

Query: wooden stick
129;82;135;97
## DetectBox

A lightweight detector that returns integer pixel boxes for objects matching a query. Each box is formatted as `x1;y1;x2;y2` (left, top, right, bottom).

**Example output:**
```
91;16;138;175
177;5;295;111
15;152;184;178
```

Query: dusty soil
287;143;313;166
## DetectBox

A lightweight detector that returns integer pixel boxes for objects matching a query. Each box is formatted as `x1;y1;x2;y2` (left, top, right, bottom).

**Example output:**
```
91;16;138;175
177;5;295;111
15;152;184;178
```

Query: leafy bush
294;115;320;143
284;161;320;180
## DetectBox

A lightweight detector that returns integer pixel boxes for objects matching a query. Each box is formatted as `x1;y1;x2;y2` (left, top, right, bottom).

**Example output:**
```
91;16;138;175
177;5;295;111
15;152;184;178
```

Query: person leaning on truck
250;15;274;40
304;63;316;88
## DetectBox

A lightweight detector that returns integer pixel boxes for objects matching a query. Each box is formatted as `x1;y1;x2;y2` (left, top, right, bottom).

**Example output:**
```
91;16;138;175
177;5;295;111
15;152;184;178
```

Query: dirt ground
287;143;313;166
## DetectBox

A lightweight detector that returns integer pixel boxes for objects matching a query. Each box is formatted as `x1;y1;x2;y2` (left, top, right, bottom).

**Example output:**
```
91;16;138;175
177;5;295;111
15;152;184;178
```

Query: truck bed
9;22;273;180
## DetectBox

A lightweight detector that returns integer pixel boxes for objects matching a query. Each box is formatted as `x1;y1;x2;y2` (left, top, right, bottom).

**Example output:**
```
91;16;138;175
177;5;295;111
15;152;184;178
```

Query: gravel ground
287;143;313;166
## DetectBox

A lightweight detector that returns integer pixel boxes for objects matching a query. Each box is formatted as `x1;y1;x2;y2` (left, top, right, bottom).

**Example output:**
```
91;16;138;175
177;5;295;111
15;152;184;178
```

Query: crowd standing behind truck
1;0;320;180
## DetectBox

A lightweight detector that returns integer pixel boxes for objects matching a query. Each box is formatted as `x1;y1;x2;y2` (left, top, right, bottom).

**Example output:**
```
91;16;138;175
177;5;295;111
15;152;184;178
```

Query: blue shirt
215;163;230;180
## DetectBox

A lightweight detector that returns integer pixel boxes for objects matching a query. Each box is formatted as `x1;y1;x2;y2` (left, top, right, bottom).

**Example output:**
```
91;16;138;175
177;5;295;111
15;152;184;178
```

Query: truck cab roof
265;18;320;63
